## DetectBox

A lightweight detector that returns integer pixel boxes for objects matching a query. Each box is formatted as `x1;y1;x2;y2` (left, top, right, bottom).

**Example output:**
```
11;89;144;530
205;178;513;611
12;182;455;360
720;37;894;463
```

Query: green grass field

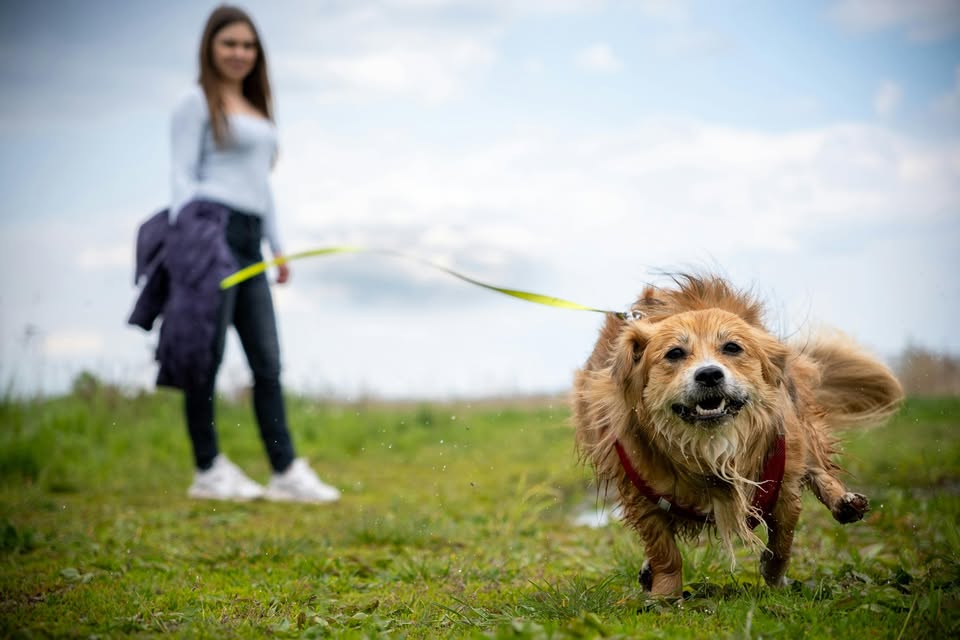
1;384;958;638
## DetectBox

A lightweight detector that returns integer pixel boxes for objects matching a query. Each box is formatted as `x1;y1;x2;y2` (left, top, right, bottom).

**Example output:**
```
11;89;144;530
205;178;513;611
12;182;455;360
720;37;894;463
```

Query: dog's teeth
695;399;726;416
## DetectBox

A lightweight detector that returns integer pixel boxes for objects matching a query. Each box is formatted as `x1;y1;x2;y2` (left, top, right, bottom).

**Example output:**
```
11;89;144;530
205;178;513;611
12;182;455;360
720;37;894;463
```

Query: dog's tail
804;331;904;430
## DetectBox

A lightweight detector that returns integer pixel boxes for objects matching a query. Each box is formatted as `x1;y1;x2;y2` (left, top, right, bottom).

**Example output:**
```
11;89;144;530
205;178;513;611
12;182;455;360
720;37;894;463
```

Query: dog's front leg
806;466;870;524
635;512;683;596
760;486;802;587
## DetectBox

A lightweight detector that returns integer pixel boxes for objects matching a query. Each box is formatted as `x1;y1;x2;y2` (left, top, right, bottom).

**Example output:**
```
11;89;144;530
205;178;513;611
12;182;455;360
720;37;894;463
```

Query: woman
169;5;339;503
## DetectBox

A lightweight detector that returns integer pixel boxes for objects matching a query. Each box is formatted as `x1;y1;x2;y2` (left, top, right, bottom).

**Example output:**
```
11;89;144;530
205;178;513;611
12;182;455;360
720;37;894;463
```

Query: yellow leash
219;246;626;317
220;246;363;289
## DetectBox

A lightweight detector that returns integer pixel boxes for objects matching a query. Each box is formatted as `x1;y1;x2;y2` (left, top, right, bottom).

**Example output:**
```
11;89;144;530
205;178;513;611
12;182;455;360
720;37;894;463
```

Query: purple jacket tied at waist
128;200;237;389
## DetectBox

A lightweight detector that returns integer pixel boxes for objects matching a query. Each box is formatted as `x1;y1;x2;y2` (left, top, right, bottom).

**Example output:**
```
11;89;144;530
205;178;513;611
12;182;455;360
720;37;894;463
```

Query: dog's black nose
695;365;725;387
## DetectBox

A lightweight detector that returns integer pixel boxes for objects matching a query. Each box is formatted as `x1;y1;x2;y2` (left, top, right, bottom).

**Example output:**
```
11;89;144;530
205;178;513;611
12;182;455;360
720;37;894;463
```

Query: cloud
829;0;960;42
43;330;104;357
650;28;734;57
77;246;131;271
522;57;545;74
273;115;960;319
574;43;623;73
262;1;511;106
636;0;691;22
378;0;604;11
281;40;496;104
873;80;903;118
266;0;634;107
932;66;960;119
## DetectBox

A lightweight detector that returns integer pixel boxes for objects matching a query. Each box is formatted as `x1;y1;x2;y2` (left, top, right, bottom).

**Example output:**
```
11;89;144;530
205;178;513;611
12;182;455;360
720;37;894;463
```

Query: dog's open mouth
671;394;746;425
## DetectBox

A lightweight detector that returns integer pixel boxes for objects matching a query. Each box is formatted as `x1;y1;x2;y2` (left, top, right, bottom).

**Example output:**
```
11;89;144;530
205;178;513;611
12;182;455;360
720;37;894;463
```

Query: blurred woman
167;5;339;503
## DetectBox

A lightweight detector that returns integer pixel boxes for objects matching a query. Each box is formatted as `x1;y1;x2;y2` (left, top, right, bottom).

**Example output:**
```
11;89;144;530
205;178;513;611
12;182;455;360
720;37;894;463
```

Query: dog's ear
610;321;653;388
756;333;789;387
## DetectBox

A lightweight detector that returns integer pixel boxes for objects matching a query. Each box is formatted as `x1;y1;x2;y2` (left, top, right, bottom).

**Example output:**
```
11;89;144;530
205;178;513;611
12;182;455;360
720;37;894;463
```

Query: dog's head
610;308;788;466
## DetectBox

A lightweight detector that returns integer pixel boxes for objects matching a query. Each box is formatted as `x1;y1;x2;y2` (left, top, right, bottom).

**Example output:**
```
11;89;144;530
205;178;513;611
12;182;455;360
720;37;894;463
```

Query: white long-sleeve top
170;86;282;255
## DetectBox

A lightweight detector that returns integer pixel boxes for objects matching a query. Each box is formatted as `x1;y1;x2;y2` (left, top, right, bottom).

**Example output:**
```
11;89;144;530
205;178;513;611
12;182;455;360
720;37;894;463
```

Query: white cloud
574;43;623;73
874;80;903;117
636;0;690;22
263;0;610;107
932;65;960;119
77;246;131;271
376;0;602;10
273;116;959;323
651;28;733;57
522;57;545;74
829;0;960;42
279;38;496;104
43;330;104;356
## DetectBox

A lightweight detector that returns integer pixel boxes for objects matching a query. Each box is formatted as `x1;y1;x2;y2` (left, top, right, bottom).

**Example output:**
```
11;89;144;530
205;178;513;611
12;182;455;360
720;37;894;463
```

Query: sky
1;0;958;400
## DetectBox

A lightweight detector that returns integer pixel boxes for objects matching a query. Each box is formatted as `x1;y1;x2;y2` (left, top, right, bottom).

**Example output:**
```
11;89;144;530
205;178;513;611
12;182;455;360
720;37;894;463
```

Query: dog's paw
639;560;653;592
833;492;869;523
760;549;789;588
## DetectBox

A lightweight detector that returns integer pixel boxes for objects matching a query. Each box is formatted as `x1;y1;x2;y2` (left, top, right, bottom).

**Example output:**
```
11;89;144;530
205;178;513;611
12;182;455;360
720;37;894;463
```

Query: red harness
613;435;786;529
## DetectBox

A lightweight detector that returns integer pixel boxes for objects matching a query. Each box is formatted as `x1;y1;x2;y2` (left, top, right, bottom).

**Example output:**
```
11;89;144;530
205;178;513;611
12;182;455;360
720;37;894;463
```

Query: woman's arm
169;89;206;221
263;188;289;283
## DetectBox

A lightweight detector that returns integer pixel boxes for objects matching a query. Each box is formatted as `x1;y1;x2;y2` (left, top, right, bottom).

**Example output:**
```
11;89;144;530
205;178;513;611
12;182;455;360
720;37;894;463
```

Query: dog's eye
722;342;743;355
665;347;686;361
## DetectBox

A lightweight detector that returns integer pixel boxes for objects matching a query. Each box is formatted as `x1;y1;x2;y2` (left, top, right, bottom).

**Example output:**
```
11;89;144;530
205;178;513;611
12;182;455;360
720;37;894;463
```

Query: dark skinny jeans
183;209;295;473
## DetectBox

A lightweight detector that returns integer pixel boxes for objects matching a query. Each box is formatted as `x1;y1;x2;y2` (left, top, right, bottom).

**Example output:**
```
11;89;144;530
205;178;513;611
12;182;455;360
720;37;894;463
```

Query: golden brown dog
572;274;903;596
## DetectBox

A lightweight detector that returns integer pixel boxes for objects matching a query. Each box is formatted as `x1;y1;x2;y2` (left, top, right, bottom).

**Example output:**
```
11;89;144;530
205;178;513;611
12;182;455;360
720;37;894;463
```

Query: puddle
571;501;623;528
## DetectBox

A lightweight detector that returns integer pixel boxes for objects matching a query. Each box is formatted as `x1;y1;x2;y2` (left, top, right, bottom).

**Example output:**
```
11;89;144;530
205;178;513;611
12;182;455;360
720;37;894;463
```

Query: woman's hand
275;254;291;284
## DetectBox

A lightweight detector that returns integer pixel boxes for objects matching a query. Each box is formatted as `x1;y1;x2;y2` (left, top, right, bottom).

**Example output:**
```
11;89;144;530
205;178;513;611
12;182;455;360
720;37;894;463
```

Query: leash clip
615;309;644;321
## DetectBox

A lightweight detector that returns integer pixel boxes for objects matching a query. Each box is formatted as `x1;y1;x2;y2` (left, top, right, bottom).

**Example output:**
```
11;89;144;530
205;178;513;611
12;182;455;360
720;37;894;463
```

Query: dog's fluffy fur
572;274;903;596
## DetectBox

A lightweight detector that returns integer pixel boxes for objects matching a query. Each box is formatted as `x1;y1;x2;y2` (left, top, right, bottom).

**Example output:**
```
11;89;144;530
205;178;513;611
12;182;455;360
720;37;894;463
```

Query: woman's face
211;21;258;83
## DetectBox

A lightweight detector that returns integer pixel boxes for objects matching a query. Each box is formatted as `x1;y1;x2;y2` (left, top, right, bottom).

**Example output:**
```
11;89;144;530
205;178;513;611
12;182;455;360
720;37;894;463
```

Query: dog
572;274;903;596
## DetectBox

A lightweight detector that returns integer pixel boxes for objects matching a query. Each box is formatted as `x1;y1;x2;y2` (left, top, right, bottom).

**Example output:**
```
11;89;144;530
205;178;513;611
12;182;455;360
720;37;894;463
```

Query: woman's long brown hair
198;5;273;147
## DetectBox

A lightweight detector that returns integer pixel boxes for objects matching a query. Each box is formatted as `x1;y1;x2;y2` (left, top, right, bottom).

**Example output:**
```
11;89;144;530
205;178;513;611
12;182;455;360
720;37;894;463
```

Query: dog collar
613;435;786;529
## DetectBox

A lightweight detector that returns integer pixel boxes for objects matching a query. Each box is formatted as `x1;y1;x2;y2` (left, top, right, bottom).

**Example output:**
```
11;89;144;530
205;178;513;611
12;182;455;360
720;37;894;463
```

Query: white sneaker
265;458;341;504
187;455;265;501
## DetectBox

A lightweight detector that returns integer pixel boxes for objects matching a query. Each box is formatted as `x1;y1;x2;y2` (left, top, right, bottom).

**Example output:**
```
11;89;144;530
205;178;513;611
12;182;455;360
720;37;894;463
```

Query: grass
0;385;958;638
